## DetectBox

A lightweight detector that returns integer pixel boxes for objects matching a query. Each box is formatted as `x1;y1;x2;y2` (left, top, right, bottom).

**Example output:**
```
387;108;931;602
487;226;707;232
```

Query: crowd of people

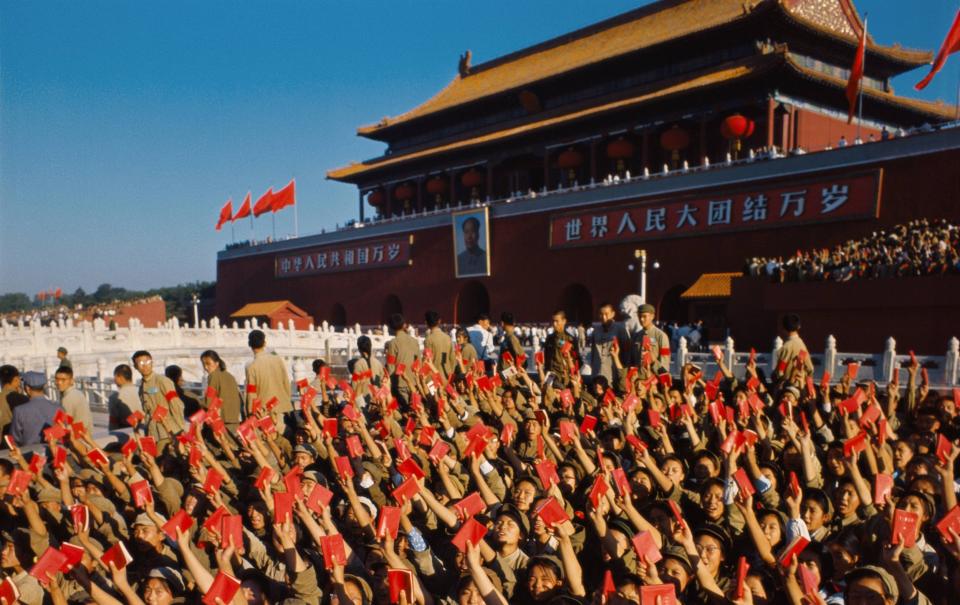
0;306;958;605
744;219;960;283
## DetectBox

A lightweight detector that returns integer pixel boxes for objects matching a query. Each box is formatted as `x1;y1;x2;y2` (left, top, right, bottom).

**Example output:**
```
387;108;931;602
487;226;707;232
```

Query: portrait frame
452;207;491;278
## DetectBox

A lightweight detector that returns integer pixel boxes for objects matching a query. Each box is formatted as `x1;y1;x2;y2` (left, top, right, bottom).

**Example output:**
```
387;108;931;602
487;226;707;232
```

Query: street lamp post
191;293;200;328
634;249;647;303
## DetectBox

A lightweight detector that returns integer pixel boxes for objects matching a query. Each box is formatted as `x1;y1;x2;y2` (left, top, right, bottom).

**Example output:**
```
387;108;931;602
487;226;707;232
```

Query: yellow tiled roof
231;301;297;318
681;273;743;299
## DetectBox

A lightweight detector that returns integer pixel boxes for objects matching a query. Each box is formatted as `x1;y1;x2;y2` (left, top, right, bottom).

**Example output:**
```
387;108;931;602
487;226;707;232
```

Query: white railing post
881;337;897;384
677;336;689;373
946;337;959;386
724;336;735;371
771;336;783;375
824;335;837;380
97;357;108;382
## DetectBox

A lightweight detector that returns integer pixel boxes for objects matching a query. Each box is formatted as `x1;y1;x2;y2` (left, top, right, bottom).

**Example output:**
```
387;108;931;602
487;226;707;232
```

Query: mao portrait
452;208;490;278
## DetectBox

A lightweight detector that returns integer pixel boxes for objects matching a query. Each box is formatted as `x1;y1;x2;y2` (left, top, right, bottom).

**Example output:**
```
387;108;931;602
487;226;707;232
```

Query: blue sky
2;0;958;296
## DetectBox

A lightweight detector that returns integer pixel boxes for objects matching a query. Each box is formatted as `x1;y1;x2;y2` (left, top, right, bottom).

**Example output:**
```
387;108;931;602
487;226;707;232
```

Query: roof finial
458;50;472;77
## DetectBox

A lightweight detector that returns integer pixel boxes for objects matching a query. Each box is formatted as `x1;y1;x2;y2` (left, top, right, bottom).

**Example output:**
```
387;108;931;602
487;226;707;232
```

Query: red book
0;577;20;605
346;434;364;458
3;435;15;450
254;466;275;491
428;440;451;464
335;456;355;479
733;467;755;497
131;480;153;508
612;467;632;497
588;474;609;508
846;362;860;381
535;497;569;528
936;504;960;543
859;404;882;428
892;509;920;548
388;568;413;605
70;504;89;532
640;584;676;605
394;437;410;461
220;514;243;549
499;423;515;445
937;434;954;465
121;438;138;457
59;542;84;573
86;448;108;466
632;531;662;564
463;433;488;458
6;469;31;496
203;468;224;494
558;420;578;445
320;533;347;569
100;541;133;570
418;425;436;447
162;509;195;540
843;433;868;458
667;500;685;529
580;415;597;434
306;483;334;515
203;506;228;534
626;434;647;452
323;418;338;438
43;425;68;442
392;477;419;504
203;572;241;605
257;416;276;436
534;459;559;489
52;447;68;470
736;556;750;599
647;409;661;428
874;473;894;505
188;444;203;467
789;471;801;499
799;562;819;596
398;457;425;480
30;547;69;584
778;535;809;567
151;405;169;422
283;468;302;499
452;517;488;553
138;436;158;457
273;491;295;524
534;351;545;366
126;411;144;427
454;492;486;520
376;505;402;540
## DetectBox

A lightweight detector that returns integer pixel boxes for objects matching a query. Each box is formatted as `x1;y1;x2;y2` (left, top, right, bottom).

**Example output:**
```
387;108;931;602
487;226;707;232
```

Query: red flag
54;288;62;299
215;199;233;231
916;10;960;90
38;291;46;302
846;19;867;124
270;179;296;212
252;188;274;217
233;192;251;221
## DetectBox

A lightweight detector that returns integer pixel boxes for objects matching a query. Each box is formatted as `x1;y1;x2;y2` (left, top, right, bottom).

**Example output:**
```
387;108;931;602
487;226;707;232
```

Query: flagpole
272;212;276;240
294;202;299;238
858;15;867;143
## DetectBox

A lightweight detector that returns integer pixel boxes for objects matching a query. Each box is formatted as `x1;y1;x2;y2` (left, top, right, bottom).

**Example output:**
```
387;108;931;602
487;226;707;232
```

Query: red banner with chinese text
549;171;881;248
275;236;412;278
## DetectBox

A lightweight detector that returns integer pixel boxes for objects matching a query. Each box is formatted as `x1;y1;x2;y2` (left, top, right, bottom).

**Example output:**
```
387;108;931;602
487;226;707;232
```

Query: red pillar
766;98;776;150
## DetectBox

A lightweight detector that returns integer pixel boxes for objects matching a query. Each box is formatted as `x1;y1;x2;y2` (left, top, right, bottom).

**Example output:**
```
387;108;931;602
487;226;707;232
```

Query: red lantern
721;114;754;158
367;189;384;207
606;137;634;175
659;125;689;167
557;147;584;169
460;168;483;188
394;183;414;201
426;177;448;195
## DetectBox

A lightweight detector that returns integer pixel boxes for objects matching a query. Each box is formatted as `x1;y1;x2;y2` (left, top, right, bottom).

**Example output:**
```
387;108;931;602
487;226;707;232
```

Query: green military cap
639;304;656;315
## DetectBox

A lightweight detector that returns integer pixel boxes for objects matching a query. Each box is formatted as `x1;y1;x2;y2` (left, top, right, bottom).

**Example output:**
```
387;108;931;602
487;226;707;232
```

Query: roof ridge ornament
459;50;472;77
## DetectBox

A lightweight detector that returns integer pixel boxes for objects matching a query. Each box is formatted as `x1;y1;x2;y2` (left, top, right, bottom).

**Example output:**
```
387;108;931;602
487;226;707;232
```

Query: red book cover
203;468;224;494
588;474;609;508
0;577;20;605
139;436;158;457
558;420;578;445
859;404;882;428
937;434;954;465
736;556;750;599
534;459;560;489
189;445;203;467
387;568;413;605
454;492;486;520
306;483;334;515
640;583;675;605
273;491;294;524
100;541;133;570
733;467;756;497
451;517;487;553
499;423;515;446
257;416;276;435
323;418;338;438
30;547;69;584
799;563;819;596
789;471;801;498
335;456;355;479
376;505;402;540
151;405;169;422
130;480;153;508
283;468;302;499
43;425;68;442
846;362;860;381
631;531;662;564
161;509;195;540
70;504;89;532
463;433;488;459
202;572;241;605
612;467;632;497
428;440;450;464
3;435;15;450
394;437;410;461
778;535;809;567
418;425;436;447
265;396;279;411
346;434;364;458
203;506;228;534
534;351;545;366
936;504;960;543
320;533;347;570
126;411;144;427
86;449;108;466
121;438;138;457
667;500;685;528
254;466;275;491
626;434;647;452
6;469;31;496
580;415;597;435
891;509;920;548
843;433;868;458
837;396;859;415
535;497;569;528
53;409;71;425
59;542;84;573
392;477;419;504
220;514;243;549
398;457;425;480
874;473;894;505
52;446;67;470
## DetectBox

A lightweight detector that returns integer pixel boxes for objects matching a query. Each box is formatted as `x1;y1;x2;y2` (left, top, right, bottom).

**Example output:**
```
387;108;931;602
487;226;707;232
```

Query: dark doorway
455;281;490;326
658;284;689;324
558;283;593;327
382;295;403;325
329;303;347;328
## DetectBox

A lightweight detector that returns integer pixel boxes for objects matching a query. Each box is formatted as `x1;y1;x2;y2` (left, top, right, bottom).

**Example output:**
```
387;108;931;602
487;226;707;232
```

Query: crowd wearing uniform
0;306;959;605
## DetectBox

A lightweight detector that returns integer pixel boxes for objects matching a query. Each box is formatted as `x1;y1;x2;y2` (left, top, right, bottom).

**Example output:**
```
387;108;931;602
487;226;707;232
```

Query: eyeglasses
136;359;153;366
696;544;721;554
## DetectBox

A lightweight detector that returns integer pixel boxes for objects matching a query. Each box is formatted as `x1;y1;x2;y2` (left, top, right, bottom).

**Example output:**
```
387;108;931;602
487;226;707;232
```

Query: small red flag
916;10;960;91
252;187;274;217
232;192;252;220
215;199;233;231
54;287;62;299
846;19;867;124
270;179;296;212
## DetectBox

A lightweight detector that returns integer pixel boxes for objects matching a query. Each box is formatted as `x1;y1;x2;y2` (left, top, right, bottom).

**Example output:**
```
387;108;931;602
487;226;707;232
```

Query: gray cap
293;444;317;458
845;565;898;603
639;304;656;315
22;371;47;389
148;567;185;595
134;512;165;527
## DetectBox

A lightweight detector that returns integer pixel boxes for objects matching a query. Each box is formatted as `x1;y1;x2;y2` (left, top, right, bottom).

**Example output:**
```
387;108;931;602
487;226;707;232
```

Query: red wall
795;108;882;151
217;147;959;344
94;299;167;328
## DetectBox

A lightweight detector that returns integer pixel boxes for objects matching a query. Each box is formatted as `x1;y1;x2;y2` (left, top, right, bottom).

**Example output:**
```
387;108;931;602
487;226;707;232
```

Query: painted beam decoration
549;170;882;248
275;235;412;278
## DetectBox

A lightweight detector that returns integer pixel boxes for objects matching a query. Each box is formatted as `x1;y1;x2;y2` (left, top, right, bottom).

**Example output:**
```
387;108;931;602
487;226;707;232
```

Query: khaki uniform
108;383;142;429
500;330;524;369
60;386;93;436
776;334;814;379
0;385;19;435
424;327;455;377
138;373;186;448
460;342;479;366
630;324;671;375
245;351;292;418
543;329;576;385
386;331;420;404
206;368;243;428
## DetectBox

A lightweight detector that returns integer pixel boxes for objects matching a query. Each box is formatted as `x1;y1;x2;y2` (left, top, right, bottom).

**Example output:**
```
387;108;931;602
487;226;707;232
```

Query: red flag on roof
270;179;296;212
252;188;274;217
233;192;251;221
54;288;62;299
215;199;233;231
915;10;960;90
846;19;867;124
